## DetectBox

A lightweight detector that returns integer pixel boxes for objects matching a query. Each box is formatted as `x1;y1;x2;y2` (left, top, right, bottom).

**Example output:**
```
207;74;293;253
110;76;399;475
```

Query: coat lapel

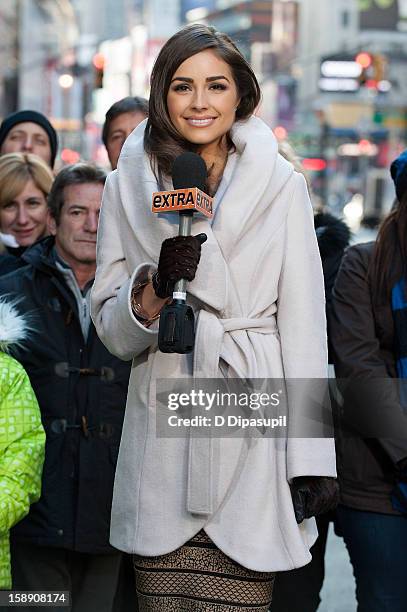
212;117;293;260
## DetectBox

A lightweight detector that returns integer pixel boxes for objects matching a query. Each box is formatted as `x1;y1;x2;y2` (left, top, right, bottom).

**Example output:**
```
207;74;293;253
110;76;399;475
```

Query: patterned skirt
133;530;275;611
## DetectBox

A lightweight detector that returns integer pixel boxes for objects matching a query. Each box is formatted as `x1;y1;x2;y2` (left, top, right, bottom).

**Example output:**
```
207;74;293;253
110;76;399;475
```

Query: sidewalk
319;526;356;612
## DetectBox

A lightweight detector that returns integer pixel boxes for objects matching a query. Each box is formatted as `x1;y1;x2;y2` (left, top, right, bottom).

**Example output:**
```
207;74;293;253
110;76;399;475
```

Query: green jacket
0;304;45;589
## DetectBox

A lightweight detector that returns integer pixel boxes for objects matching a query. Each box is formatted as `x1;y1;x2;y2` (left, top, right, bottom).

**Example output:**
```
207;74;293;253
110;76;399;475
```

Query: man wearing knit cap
0;110;58;168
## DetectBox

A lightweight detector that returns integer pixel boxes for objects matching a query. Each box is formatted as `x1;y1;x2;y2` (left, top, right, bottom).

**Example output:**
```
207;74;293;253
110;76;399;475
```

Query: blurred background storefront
1;0;406;225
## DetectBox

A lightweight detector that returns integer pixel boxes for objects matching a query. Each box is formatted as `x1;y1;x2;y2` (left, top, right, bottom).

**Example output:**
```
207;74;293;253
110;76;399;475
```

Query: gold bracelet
130;280;162;328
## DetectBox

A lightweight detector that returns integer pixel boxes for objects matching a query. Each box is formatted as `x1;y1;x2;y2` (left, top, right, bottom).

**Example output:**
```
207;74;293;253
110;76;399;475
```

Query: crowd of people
0;97;147;611
0;22;406;612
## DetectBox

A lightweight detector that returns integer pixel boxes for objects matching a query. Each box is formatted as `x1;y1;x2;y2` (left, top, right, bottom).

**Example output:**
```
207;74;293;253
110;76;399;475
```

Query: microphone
152;152;213;353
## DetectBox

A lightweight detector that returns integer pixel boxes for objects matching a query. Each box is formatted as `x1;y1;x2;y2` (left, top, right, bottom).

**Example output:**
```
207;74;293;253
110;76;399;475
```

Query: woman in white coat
91;24;338;611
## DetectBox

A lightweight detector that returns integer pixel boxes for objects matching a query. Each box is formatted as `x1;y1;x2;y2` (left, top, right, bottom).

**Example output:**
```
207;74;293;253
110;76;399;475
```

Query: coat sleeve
0;357;45;536
91;171;159;361
329;244;407;465
277;173;336;480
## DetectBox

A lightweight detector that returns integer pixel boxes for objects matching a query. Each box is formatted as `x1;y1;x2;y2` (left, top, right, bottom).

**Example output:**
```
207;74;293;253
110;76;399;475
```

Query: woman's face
167;49;240;153
0;178;48;247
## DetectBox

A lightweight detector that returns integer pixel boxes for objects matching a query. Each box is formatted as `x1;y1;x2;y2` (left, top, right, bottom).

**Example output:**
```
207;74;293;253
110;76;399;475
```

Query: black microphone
155;153;211;353
172;151;207;191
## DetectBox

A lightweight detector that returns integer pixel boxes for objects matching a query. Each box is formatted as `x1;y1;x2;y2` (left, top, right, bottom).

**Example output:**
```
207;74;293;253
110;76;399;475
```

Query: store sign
321;61;362;79
319;78;359;92
359;0;407;31
319;56;361;92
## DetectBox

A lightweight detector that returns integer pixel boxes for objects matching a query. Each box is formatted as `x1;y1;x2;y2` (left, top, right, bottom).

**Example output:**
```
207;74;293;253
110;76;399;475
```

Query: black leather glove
152;233;207;299
290;476;339;524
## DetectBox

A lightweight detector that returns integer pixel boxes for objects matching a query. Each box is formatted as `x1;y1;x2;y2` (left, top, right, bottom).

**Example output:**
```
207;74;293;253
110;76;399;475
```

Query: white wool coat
91;116;336;572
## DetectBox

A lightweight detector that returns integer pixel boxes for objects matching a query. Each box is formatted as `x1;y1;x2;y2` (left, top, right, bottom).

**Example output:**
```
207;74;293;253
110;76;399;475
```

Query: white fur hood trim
0;299;29;352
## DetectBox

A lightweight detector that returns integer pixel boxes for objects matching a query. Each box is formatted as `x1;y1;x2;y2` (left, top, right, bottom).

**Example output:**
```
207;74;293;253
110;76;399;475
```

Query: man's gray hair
48;162;106;224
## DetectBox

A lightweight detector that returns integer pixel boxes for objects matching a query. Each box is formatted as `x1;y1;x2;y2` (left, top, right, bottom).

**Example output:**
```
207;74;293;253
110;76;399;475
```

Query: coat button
57;529;64;536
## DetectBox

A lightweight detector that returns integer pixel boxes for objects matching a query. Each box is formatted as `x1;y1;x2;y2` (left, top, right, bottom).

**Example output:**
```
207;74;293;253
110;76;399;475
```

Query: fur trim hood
0;299;30;353
314;212;351;259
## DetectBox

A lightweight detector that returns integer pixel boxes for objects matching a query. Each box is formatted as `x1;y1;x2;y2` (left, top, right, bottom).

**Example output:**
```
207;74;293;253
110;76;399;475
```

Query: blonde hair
0;153;54;210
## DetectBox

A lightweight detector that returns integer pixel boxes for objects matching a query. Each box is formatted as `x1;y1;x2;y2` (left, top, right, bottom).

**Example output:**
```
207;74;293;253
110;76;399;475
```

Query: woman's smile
184;117;217;127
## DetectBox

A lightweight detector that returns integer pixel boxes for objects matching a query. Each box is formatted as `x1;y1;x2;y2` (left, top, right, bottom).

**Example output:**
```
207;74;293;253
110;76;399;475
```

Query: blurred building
181;0;216;21
258;1;299;130
0;0;79;160
2;0;406;185
0;0;148;162
73;0;135;41
92;0;181;106
192;1;274;59
69;0;139;162
0;0;19;115
296;0;407;215
298;0;358;110
0;0;77;119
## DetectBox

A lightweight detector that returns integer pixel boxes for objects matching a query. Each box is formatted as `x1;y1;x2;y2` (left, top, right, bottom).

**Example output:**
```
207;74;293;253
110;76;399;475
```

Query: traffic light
355;52;388;90
92;53;105;89
355;52;372;86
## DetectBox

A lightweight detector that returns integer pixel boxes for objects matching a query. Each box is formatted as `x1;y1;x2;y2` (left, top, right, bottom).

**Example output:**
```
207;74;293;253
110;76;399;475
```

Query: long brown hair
369;193;407;304
144;23;261;185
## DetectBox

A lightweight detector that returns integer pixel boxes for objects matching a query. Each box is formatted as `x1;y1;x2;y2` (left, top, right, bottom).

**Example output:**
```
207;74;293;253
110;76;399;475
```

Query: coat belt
187;310;278;515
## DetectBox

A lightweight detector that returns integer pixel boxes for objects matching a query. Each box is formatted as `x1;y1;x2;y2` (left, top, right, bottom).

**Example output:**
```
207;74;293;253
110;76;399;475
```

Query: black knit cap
390;149;407;203
0;110;58;168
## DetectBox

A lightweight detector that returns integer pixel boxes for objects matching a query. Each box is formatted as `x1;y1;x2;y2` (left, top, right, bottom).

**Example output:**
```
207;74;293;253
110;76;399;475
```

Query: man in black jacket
0;163;132;611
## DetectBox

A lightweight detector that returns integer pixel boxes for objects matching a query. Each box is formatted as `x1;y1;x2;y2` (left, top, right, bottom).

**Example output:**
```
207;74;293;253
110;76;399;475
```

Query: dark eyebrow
67;204;87;211
171;77;193;84
170;75;230;84
206;75;230;83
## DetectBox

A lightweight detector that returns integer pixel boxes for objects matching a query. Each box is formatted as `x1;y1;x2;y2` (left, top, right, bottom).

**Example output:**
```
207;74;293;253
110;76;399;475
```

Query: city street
0;0;406;608
320;527;356;612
